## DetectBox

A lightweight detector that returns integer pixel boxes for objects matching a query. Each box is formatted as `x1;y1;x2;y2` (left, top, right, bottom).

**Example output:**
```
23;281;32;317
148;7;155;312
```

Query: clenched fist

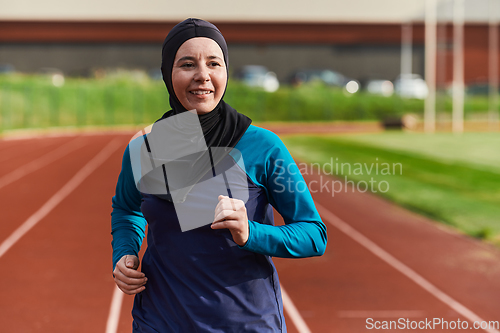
211;195;249;246
113;255;147;295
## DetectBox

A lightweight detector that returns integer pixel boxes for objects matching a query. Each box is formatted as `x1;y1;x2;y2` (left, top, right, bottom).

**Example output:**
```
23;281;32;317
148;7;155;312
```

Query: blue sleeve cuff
238;219;326;258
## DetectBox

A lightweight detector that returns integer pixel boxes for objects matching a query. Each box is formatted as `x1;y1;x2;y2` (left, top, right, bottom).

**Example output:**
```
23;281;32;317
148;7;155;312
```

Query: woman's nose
194;66;210;82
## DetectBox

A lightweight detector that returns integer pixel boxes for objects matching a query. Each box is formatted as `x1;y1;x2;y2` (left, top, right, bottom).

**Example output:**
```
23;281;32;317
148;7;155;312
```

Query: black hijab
143;18;251;202
159;18;251;148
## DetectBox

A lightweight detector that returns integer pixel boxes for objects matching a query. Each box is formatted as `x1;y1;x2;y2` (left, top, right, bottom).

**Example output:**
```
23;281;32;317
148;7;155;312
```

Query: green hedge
0;73;496;131
0;74;169;129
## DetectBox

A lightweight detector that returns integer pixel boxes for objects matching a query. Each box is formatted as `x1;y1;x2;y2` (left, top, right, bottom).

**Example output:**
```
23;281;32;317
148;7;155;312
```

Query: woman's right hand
113;255;148;295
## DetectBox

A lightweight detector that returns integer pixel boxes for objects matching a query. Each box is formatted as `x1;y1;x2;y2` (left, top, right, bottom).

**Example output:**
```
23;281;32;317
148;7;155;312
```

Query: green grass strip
329;132;500;174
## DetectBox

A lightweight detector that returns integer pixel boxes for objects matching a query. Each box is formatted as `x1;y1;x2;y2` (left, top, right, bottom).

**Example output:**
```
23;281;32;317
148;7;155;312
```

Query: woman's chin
186;101;219;114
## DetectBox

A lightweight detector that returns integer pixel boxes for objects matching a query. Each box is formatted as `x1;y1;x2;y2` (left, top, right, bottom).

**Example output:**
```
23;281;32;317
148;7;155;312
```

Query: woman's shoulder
240;124;283;146
234;125;289;165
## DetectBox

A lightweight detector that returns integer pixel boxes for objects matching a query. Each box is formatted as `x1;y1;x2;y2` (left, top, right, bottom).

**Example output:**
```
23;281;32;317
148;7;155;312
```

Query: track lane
0;138;121;259
0;134;129;332
0;136;65;166
0;136;119;242
0;136;86;190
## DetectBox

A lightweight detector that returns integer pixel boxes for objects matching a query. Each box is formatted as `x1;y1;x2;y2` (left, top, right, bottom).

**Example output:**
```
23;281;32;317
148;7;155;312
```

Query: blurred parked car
289;69;344;86
234;65;279;92
465;81;500;95
289;69;360;93
394;74;428;99
0;64;15;74
149;68;163;80
365;79;394;97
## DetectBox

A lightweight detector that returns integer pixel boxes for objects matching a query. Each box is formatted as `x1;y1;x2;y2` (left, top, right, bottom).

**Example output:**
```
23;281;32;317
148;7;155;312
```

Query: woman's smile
189;89;214;98
190;90;212;95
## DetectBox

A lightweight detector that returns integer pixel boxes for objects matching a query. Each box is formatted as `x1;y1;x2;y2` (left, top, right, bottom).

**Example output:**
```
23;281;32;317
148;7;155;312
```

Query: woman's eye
209;62;221;67
181;63;194;68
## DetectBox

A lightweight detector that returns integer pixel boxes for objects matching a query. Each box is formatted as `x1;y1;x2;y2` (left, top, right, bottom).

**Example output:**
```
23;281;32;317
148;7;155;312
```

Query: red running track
0;131;499;333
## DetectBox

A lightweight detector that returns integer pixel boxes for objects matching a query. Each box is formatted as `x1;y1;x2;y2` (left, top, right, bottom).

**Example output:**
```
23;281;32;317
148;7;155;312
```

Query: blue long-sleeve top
111;124;327;332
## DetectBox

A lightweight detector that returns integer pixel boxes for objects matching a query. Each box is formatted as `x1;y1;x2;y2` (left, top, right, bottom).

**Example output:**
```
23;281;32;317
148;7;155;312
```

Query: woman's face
172;37;227;114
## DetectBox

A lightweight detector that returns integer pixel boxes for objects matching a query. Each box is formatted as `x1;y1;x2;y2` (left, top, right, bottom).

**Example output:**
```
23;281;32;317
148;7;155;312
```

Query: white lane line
338;310;425;318
0;137;86;190
0;139;121;259
106;285;125;333
316;203;500;333
282;286;312;333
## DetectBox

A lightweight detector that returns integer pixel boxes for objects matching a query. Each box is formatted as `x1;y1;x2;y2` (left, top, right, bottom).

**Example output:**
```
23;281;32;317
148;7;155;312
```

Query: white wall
0;0;425;23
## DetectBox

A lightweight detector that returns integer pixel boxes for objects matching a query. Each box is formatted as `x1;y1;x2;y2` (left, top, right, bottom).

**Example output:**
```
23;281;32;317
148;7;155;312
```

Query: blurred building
0;0;498;84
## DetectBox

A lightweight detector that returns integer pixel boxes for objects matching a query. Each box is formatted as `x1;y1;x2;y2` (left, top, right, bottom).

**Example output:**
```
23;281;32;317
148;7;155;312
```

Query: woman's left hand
212;195;249;246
